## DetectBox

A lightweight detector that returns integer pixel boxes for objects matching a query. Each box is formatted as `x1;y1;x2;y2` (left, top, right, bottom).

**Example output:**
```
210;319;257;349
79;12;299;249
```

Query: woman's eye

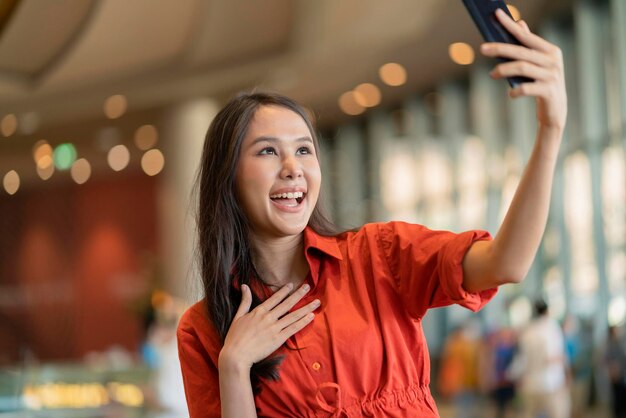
297;146;313;155
258;147;277;155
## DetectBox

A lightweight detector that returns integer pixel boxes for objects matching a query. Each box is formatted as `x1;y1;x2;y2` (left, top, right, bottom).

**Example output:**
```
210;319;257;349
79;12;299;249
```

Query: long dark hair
195;92;337;393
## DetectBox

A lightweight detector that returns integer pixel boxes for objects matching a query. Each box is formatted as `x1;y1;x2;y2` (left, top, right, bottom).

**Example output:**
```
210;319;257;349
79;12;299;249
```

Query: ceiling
0;0;568;185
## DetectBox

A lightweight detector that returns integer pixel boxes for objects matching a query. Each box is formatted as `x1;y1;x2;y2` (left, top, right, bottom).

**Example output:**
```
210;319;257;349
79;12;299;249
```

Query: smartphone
461;0;533;88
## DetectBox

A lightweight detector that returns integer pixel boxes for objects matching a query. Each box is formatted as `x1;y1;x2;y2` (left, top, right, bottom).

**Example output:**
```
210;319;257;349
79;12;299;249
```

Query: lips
269;188;307;211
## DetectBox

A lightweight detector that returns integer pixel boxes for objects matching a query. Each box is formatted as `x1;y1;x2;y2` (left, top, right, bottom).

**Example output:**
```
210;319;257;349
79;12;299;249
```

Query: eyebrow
250;136;313;147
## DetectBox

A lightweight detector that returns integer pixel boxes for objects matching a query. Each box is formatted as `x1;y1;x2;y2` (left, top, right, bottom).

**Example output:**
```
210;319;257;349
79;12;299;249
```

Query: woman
177;9;566;417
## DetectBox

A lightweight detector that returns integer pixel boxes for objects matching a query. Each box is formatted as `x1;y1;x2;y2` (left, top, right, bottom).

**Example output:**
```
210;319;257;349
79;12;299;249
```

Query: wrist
218;350;252;375
537;123;564;140
536;124;564;156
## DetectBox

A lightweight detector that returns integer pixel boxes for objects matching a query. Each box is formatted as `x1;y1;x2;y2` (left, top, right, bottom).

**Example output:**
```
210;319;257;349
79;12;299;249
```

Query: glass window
564;152;598;299
419;140;454;229
380;140;420;222
457;135;487;230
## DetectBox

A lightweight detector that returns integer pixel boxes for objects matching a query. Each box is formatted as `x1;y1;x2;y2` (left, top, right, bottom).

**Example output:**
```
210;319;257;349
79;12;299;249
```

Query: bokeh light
338;91;365;116
104;95;128;119
449;42;475;65
134;124;158;150
71;158;92;184
53;143;77;170
36;162;54;180
379;63;407;86
33;140;53;168
3;170;20;195
1;114;18;137
353;83;382;108
108;144;131;171
141;149;165;176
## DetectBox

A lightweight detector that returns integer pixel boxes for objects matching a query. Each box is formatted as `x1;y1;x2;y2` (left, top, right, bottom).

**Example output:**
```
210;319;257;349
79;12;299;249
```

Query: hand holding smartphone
462;0;533;88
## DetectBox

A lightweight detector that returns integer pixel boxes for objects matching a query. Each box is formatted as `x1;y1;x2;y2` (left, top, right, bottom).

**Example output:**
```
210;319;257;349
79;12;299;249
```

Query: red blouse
177;222;497;417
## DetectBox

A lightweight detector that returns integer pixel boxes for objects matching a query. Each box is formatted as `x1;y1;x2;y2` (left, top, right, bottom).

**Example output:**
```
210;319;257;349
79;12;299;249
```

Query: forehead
245;105;311;140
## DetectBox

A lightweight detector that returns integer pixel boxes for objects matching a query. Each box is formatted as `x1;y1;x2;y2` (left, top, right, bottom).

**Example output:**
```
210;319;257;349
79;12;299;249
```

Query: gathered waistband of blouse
314;382;435;417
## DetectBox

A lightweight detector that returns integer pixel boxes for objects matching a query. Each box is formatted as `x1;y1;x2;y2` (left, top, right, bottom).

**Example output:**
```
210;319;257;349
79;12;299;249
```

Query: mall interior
0;0;625;417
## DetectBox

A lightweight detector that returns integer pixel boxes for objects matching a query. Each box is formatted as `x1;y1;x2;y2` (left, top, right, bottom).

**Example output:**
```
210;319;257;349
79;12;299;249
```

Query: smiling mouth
270;191;305;207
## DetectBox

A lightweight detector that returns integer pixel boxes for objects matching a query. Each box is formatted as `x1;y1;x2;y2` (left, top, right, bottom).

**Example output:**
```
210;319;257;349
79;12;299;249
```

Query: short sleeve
177;303;222;418
377;221;497;319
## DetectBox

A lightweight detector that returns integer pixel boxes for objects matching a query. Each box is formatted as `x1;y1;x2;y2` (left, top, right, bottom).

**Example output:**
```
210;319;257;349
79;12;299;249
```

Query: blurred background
0;0;624;417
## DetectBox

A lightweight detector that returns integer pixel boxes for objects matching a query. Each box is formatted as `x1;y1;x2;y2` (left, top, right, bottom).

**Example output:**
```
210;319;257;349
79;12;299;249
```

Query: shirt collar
303;226;342;289
303;226;343;261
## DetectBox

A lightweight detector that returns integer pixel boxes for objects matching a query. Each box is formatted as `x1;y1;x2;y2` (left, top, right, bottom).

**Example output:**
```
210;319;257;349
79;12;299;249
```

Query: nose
280;154;303;180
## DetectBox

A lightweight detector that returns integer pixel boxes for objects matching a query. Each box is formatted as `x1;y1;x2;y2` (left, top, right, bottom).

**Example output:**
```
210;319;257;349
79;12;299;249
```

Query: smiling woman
235;105;321;241
178;14;567;412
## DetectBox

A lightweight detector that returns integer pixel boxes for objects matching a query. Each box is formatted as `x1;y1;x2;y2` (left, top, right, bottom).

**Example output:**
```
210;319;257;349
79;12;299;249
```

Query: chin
276;222;308;237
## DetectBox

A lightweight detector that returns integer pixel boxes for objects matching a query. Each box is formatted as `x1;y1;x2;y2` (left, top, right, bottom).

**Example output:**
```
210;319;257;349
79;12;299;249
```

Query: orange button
312;362;321;371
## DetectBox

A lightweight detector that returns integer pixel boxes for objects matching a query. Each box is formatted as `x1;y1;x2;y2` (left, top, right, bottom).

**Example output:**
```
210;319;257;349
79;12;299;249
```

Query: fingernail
481;44;491;52
302;284;310;292
313;299;321;307
286;282;293;289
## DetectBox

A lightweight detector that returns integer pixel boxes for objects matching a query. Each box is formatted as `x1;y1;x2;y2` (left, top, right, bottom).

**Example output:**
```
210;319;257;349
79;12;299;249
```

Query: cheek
235;163;258;207
238;159;262;186
307;163;322;197
236;160;273;204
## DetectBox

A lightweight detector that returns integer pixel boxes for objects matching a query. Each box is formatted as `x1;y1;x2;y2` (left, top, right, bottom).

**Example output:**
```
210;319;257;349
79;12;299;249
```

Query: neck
249;232;309;289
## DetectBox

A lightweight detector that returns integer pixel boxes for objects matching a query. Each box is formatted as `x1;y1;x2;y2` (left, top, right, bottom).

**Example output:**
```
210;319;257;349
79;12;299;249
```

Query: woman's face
235;105;321;240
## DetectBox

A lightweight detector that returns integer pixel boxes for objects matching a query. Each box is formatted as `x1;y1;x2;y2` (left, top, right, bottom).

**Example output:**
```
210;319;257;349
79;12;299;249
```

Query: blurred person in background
562;315;591;418
176;10;567;418
141;291;188;417
437;322;481;418
515;299;570;418
486;327;517;418
604;325;626;418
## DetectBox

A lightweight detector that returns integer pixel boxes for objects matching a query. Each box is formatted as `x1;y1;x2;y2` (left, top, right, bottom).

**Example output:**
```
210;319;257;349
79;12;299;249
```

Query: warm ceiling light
33;140;53;167
141;149;165;176
353;83;382;108
71;158;92;184
3;170;20;195
134;124;158;150
379;63;407;86
338;92;365;116
108;144;130;171
507;4;521;21
37;155;53;170
104;95;128;119
1;114;18;137
449;42;475;65
37;163;54;180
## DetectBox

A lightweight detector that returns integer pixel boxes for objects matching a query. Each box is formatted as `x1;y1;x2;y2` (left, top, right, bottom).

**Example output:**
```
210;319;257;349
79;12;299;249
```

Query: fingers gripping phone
462;0;533;88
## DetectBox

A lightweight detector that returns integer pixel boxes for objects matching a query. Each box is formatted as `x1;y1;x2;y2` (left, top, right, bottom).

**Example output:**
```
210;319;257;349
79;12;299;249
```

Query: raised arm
462;9;567;292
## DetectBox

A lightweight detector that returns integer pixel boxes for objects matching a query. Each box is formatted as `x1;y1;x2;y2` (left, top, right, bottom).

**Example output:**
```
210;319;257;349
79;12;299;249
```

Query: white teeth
270;191;304;199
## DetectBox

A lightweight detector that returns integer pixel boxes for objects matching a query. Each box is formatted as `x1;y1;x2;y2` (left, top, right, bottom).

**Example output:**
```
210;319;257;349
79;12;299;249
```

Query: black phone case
462;0;533;87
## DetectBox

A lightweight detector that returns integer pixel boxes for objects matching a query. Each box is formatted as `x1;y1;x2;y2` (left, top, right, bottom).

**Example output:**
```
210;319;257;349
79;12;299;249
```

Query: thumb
234;284;252;319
